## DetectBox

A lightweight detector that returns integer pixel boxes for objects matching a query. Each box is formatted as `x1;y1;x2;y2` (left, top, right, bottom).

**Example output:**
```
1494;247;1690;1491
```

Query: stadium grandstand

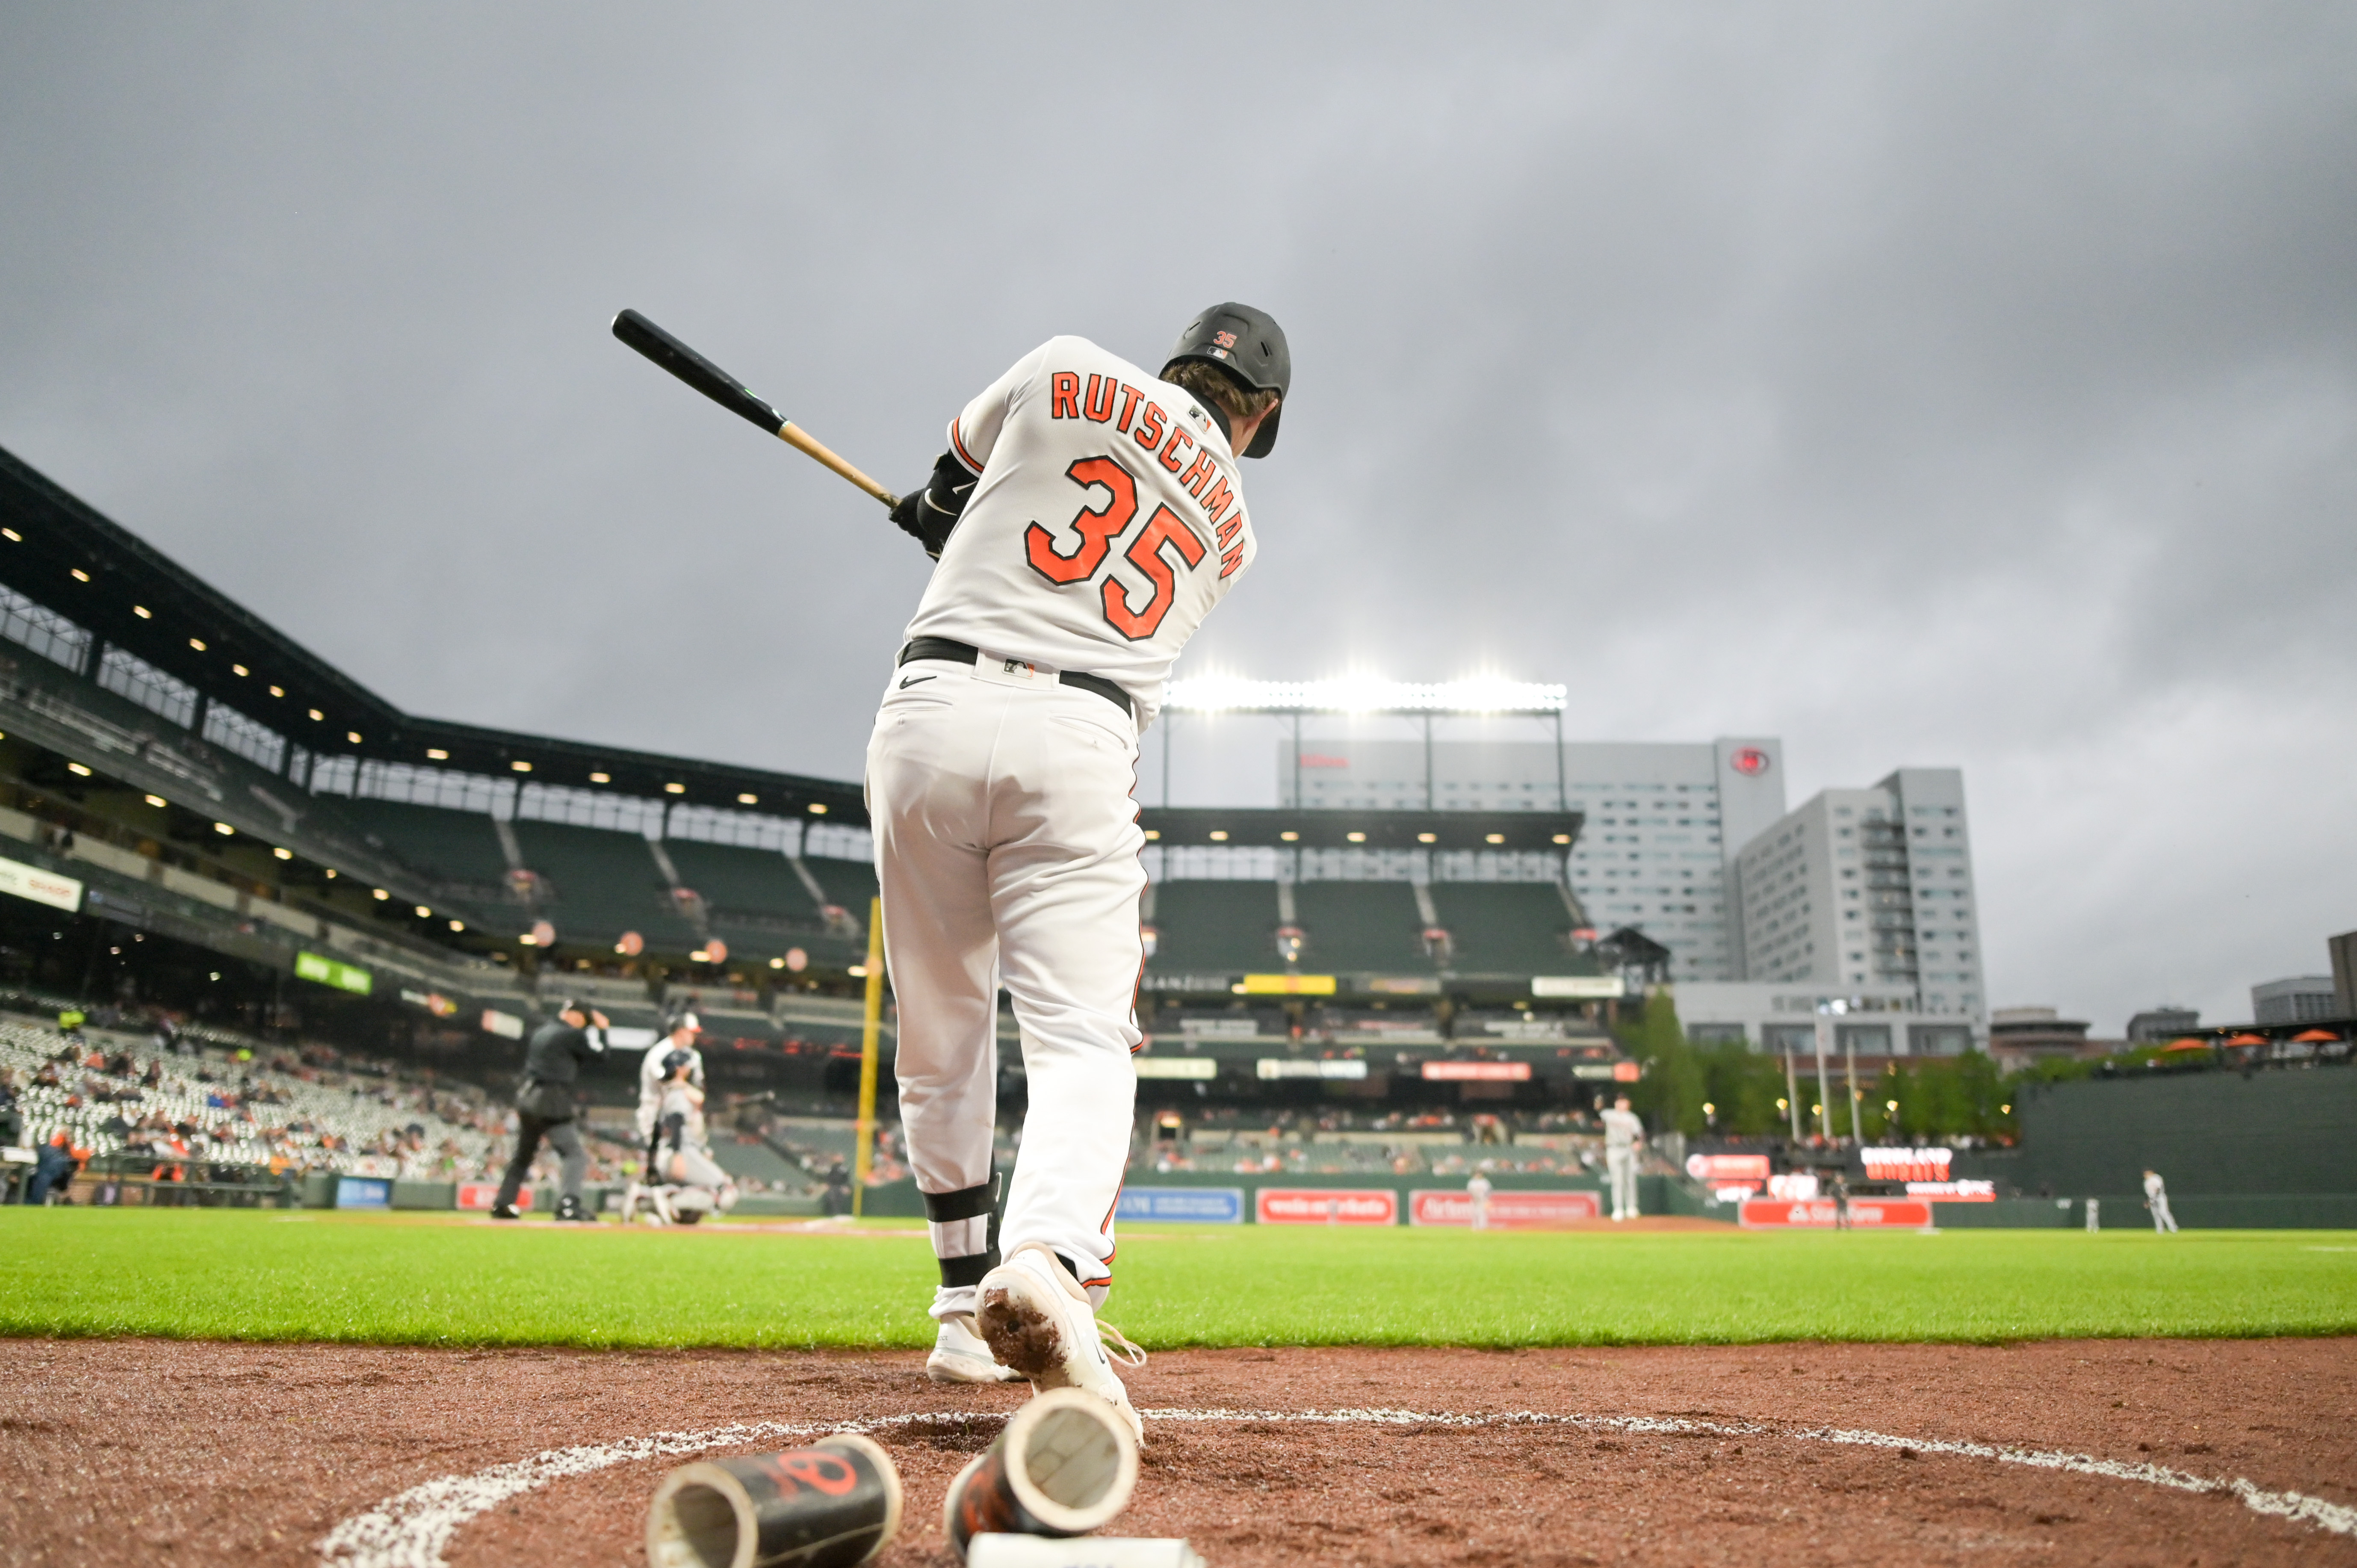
0;443;1639;1139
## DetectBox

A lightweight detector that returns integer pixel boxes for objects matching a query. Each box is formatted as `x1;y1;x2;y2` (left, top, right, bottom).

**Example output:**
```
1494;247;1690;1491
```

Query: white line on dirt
319;1405;2355;1568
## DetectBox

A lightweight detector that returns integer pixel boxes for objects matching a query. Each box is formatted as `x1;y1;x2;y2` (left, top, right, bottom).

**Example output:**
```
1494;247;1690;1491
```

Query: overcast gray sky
2;3;2351;1032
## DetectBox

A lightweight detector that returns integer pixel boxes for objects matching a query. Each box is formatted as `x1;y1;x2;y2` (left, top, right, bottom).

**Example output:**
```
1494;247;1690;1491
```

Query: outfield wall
1959;1066;2357;1203
856;1169;1716;1225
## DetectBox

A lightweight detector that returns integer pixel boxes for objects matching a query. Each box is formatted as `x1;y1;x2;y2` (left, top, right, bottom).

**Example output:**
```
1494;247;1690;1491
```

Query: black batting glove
889;450;979;559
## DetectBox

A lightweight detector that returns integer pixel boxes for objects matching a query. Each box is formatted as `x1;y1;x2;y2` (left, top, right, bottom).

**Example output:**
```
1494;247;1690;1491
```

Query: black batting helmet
1164;302;1289;458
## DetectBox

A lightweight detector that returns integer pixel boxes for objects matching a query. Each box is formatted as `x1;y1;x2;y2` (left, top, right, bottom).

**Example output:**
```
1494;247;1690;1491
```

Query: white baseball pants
866;654;1144;1320
1606;1147;1637;1220
2150;1196;2178;1233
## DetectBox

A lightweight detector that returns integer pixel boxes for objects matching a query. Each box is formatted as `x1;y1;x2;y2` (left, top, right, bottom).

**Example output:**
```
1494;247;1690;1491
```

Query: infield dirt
1;1336;2350;1567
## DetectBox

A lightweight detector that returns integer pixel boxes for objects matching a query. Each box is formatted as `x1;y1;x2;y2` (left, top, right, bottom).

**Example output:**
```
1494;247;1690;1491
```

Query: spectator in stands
490;1001;608;1222
29;1131;78;1204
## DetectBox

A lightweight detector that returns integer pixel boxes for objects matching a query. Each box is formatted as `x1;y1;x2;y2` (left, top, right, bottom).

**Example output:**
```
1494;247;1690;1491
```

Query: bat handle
777;424;898;508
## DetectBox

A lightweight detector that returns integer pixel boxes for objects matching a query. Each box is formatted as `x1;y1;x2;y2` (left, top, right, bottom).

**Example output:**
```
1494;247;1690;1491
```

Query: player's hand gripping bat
611;309;898;508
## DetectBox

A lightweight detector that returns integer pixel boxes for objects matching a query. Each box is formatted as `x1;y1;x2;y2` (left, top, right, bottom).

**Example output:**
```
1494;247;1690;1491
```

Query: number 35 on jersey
1022;371;1246;643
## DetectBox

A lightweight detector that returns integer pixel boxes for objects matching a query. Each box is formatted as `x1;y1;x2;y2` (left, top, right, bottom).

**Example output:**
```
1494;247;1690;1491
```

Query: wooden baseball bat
611;309;899;508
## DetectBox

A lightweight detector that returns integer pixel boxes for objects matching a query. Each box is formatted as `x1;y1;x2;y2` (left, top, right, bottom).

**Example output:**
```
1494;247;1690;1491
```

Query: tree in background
1876;1051;2014;1140
1617;989;1707;1137
1698;1040;1791;1137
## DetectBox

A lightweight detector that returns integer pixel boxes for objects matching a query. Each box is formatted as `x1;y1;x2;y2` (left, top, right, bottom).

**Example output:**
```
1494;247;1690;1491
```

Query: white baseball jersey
2143;1171;2166;1202
900;336;1256;731
656;1081;708;1155
635;1042;704;1140
1601;1107;1644;1151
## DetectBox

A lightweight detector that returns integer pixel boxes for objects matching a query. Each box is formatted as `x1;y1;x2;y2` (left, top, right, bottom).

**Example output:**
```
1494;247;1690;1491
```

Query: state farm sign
1256;1188;1397;1225
1410;1189;1599;1228
1739;1198;1934;1229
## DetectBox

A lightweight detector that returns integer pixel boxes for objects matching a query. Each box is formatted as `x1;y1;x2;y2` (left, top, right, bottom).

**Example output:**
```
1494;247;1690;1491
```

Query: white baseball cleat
926;1314;1023;1384
975;1243;1146;1446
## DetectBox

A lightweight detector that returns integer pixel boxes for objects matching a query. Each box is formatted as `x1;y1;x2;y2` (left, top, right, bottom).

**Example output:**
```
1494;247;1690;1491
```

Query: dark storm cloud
1;3;2350;1028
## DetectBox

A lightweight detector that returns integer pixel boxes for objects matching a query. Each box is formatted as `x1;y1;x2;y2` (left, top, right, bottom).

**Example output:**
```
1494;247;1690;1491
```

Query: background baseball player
871;304;1289;1442
1466;1170;1493;1231
2142;1167;2179;1233
646;1049;738;1223
1601;1093;1645;1222
634;1012;703;1171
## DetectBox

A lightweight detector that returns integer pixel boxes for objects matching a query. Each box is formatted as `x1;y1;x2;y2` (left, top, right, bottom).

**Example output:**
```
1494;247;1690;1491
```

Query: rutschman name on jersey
900;335;1256;729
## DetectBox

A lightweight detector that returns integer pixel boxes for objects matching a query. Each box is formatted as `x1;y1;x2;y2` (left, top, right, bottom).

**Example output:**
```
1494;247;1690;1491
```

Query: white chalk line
319;1405;2355;1568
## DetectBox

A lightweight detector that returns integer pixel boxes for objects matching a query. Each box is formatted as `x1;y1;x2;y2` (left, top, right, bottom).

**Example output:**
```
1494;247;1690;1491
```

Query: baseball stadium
0;436;2352;1568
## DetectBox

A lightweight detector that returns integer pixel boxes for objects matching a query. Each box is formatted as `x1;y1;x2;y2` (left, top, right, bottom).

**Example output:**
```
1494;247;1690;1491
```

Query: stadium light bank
1164;677;1566;715
1154;676;1570;810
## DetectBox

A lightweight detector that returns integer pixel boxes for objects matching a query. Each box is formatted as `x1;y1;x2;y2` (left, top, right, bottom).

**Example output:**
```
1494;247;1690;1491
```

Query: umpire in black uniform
491;1000;608;1221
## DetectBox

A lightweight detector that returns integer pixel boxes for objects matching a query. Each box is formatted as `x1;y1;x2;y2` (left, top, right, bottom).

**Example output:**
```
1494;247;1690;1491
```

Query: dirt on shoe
978;1288;1066;1382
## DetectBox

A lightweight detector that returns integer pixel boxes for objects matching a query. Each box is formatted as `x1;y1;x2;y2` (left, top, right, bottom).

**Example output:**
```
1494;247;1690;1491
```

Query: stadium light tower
1159;676;1570;810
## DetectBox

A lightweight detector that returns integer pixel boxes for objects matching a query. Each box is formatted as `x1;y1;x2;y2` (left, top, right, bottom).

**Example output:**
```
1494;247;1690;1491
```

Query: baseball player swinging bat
611;308;899;508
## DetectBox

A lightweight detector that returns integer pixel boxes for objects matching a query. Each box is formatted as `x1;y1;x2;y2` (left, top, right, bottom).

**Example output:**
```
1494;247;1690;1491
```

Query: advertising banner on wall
1904;1181;1996;1202
0;854;83;913
1409;1189;1600;1227
1256;1187;1397;1225
1135;1057;1220;1080
295;950;374;995
1686;1153;1772;1183
1738;1197;1935;1229
1532;975;1625;998
1420;1060;1531;1082
1116;1187;1244;1224
1256;1058;1370;1080
457;1182;529;1211
1862;1147;1954;1181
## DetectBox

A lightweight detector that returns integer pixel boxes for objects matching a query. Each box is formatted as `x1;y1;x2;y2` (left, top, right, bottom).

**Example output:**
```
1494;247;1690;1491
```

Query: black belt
898;638;1134;718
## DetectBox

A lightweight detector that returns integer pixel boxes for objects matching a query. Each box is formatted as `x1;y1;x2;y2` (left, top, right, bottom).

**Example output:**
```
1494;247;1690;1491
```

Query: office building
1675;982;1975;1057
1278;737;1786;982
2251;976;2339;1026
2125;1006;2200;1044
1731;768;1984;1024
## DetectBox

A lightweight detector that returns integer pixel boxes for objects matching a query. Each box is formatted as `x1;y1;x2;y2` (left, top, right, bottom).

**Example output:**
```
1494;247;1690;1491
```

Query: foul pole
853;895;885;1217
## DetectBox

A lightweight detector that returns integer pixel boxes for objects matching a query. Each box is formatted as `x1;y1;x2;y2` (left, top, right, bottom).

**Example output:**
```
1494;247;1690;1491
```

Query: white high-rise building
1731;768;1984;1022
1277;737;1787;982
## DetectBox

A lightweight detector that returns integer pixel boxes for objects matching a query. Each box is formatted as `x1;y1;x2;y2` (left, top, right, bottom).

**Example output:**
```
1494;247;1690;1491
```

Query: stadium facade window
96;644;199;727
309;758;514;815
200;701;287;773
0;583;93;673
517;780;666;837
800;820;874;862
307;754;357;796
665;803;799;853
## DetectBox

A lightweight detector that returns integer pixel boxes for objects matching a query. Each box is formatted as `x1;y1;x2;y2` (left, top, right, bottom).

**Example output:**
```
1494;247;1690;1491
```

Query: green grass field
3;1210;2351;1349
